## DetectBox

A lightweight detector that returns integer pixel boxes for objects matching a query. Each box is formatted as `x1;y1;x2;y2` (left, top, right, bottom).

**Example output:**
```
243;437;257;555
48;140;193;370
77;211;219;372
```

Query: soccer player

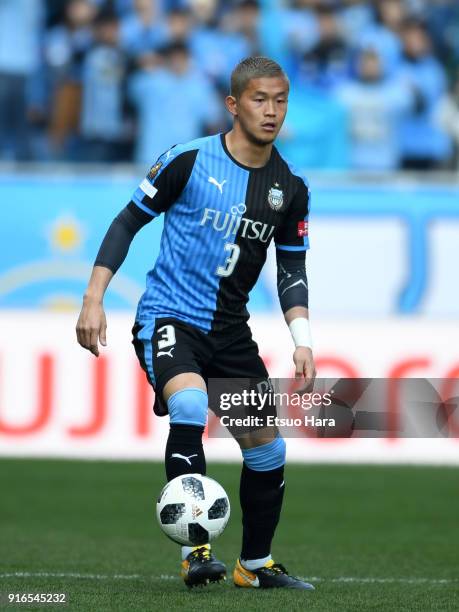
76;56;315;590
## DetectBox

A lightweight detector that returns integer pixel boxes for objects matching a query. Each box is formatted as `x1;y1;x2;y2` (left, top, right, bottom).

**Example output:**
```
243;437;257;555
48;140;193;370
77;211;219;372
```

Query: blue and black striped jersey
131;133;310;333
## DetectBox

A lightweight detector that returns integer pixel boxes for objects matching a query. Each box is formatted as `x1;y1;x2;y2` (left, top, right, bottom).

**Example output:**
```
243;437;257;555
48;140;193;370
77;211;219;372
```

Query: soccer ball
156;474;230;546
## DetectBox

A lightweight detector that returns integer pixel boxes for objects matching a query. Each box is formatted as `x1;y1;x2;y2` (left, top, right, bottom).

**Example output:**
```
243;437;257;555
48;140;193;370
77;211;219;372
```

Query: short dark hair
159;40;189;57
401;16;429;34
94;7;118;27
230;56;289;99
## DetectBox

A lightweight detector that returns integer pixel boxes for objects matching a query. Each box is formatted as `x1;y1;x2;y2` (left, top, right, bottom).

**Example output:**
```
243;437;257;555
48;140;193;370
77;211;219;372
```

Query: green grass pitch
0;459;458;611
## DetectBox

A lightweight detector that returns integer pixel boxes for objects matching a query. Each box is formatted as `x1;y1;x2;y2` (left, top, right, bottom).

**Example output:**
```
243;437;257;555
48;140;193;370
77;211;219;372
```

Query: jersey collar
219;132;275;172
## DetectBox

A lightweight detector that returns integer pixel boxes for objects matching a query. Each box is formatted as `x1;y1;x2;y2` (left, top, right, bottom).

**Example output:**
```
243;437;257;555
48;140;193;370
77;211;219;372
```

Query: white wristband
288;317;313;349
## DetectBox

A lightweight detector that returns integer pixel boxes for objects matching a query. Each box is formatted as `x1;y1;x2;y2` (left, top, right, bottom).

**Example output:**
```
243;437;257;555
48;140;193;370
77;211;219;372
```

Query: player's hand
293;346;316;393
76;297;107;357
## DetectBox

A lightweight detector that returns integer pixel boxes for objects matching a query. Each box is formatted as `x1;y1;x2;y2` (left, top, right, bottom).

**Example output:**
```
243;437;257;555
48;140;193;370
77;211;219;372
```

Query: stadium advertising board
1;175;459;315
0;312;457;464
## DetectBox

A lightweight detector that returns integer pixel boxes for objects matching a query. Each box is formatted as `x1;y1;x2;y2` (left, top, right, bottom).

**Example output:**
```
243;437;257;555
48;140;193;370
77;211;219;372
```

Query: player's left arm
275;176;316;388
277;251;316;387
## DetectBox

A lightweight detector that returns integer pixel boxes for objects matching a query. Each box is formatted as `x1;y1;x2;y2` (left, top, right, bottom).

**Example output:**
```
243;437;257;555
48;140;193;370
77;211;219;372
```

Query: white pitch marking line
0;572;457;585
0;572;174;581
303;577;458;585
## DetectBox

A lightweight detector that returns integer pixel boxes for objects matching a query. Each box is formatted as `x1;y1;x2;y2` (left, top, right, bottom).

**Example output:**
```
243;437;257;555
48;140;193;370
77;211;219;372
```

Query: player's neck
224;129;273;169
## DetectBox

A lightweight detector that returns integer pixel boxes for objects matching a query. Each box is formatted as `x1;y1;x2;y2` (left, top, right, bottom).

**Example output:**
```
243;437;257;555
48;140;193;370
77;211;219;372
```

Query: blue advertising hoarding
1;172;458;314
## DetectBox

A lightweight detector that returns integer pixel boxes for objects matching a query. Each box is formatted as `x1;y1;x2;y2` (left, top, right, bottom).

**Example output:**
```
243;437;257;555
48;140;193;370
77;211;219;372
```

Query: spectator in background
276;85;349;169
163;2;252;93
0;0;44;160
114;0;136;17
259;0;319;78
357;0;406;77
414;0;459;72
2;0;458;169
297;5;349;91
222;0;260;56
80;11;130;161
437;68;459;169
119;0;169;60
340;0;375;46
335;48;412;171
187;0;219;26
166;6;194;43
128;41;223;164
45;0;97;159
398;18;452;169
187;0;253;92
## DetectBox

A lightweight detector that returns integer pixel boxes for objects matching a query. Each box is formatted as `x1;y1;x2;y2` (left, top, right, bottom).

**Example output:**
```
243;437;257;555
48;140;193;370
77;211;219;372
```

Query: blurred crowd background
1;0;459;171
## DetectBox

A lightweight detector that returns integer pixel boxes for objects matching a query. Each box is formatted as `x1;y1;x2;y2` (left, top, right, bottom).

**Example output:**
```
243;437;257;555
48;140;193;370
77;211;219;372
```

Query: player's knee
167;387;208;427
241;435;286;471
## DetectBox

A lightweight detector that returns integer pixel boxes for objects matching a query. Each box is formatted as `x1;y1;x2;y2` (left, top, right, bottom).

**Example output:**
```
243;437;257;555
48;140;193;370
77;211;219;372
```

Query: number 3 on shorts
217;242;240;277
157;324;176;349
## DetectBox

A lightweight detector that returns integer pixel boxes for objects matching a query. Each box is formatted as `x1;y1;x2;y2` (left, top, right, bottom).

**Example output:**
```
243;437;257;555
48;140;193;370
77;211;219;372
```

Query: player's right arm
76;203;152;356
76;146;198;356
76;265;112;357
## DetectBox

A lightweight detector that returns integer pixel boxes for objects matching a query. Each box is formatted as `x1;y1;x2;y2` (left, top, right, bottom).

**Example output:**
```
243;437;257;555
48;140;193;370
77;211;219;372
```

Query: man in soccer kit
76;57;315;590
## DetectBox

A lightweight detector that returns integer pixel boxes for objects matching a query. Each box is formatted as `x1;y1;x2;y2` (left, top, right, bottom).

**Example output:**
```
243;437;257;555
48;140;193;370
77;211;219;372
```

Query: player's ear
225;95;238;117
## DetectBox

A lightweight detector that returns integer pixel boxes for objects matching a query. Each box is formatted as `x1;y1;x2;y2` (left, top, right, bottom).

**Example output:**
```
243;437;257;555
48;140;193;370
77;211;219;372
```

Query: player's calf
239;436;286;560
165;387;208;480
234;436;313;590
164;387;218;577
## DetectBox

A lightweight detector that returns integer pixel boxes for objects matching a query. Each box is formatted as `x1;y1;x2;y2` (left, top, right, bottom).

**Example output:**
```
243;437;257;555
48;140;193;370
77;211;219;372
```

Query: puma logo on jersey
171;453;198;465
157;347;175;358
208;176;227;194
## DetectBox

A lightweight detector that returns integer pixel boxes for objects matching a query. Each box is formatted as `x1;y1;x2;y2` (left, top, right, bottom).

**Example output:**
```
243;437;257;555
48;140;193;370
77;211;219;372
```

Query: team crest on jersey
148;161;162;180
268;183;284;211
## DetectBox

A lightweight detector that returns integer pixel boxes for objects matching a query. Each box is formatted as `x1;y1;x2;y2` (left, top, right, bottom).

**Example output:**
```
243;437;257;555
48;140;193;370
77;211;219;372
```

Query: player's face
236;77;289;146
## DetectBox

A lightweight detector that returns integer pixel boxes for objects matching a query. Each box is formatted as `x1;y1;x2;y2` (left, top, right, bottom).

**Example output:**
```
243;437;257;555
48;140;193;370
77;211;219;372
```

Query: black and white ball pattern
156;474;230;546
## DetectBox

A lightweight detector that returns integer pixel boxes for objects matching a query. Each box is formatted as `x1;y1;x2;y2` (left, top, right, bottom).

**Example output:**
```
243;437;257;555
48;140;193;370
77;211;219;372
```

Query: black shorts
132;317;269;416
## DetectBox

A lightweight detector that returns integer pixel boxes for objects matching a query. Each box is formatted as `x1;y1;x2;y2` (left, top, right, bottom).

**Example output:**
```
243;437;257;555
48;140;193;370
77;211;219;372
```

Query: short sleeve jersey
132;133;310;332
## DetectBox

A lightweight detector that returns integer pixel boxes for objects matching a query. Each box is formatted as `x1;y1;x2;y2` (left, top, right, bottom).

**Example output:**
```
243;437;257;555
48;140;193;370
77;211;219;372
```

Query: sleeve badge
297;221;309;237
148;161;163;181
